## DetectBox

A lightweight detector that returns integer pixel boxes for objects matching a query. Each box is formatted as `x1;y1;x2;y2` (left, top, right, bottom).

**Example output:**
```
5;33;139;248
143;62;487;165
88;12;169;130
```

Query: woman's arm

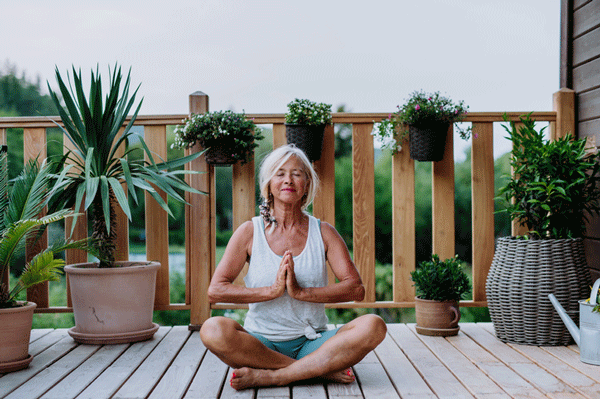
286;222;365;303
207;221;286;304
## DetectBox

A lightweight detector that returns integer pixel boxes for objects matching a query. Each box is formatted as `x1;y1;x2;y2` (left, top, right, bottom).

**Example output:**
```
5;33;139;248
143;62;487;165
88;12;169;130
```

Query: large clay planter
415;297;461;336
65;261;160;344
0;301;36;373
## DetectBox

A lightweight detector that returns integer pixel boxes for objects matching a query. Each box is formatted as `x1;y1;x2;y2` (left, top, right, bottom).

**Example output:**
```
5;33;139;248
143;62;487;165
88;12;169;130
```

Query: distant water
129;253;186;274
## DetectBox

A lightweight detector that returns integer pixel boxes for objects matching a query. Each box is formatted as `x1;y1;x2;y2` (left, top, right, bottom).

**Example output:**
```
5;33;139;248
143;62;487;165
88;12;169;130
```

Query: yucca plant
47;64;204;267
0;152;95;308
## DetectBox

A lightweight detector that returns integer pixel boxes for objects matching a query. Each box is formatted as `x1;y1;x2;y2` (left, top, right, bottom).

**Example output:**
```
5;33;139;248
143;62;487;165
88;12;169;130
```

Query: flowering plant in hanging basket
284;98;332;161
173;110;264;165
373;91;471;160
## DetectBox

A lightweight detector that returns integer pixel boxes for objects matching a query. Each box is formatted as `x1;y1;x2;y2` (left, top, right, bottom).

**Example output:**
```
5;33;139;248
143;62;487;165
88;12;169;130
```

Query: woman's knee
357;314;387;347
200;316;238;350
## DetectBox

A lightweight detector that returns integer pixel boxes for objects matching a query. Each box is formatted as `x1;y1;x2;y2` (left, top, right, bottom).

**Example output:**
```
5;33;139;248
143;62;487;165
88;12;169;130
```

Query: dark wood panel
573;0;600;37
573;26;600;65
574;0;591;11
578;117;600;140
578;87;600;121
573;56;600;92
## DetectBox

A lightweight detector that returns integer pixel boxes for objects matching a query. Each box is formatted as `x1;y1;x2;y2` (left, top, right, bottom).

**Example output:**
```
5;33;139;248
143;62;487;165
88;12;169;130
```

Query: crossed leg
199;314;387;390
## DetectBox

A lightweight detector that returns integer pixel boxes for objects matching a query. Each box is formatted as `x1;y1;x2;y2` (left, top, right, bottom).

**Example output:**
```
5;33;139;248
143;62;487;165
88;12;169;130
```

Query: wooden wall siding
2;107;567;321
573;0;600;37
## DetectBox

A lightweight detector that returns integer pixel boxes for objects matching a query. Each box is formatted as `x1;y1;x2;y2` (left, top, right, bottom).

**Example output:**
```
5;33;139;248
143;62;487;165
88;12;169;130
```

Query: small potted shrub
410;254;471;336
0;155;94;372
373;90;470;161
173;110;264;166
487;113;600;345
285;98;332;162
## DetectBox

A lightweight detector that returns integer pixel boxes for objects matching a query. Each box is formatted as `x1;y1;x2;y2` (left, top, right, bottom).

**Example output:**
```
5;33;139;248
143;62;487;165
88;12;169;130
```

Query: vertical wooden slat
471;122;494;303
273;123;286;149
232;158;255;285
352;123;376;302
0;129;7;293
24;128;48;308
144;125;170;306
393;141;416;302
313;124;336;285
432;125;455;260
187;92;212;329
553;88;576;140
113;128;129;262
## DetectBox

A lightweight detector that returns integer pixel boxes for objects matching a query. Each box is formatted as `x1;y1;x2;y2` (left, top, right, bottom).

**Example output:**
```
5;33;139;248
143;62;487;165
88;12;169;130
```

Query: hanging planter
285;99;332;162
204;145;239;166
408;122;449;162
284;124;326;162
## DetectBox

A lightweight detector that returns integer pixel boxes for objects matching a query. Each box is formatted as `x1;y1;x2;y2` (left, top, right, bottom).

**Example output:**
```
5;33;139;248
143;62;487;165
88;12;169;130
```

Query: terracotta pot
65;261;160;344
0;301;36;373
415;297;461;336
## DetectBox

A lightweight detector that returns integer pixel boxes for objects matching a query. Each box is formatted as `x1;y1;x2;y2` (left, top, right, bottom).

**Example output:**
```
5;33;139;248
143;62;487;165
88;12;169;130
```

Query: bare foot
323;368;355;384
230;367;278;390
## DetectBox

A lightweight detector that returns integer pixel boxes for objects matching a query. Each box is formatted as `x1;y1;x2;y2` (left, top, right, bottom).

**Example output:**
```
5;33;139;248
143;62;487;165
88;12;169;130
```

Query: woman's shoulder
228;219;255;249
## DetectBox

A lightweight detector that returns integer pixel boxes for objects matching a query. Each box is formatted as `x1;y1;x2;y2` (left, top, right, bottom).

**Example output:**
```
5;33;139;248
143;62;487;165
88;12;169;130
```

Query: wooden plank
554;88;577;140
543;345;600;384
144;125;170;306
273;123;287;149
292;382;328;399
573;57;600;93
40;344;129;399
113;326;191;399
184;350;229;398
574;26;600;66
459;324;571;398
471;122;495;303
432;124;455;260
113;127;129;262
392;141;416;302
578;87;600;122
409;325;510;398
187;92;212;328
29;328;54;342
149;332;204;399
76;327;171;399
573;0;600;37
352;123;376;302
386;324;475;398
256;385;290;398
509;343;600;398
27;329;71;356
232;158;255;286
353;351;400;399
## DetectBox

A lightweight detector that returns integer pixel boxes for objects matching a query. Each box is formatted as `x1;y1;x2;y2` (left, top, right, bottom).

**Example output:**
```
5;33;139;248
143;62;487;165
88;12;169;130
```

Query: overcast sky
4;0;560;159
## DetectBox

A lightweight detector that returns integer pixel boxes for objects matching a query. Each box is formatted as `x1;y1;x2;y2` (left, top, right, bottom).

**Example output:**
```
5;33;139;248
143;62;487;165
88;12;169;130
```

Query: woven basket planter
486;236;592;345
408;122;449;162
285;124;326;162
204;146;238;166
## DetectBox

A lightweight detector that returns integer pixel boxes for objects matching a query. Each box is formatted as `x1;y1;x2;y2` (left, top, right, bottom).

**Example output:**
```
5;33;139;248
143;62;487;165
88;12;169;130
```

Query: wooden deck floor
1;323;599;398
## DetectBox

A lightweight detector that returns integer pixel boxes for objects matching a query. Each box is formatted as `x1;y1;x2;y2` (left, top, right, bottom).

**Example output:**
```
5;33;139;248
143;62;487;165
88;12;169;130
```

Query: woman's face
269;156;309;206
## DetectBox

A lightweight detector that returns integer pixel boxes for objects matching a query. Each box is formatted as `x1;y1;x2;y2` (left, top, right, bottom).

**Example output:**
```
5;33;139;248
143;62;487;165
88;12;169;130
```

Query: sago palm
0;152;95;308
47;64;204;267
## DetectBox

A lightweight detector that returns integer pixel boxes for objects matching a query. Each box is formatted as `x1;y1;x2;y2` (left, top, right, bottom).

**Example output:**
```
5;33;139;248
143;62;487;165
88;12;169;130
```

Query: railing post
432;124;455;260
553;87;576;140
187;91;213;330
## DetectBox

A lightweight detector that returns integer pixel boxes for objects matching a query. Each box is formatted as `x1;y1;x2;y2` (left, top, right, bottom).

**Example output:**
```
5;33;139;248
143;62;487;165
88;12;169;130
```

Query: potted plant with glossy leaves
47;64;205;344
373;91;470;161
172;110;264;166
486;113;600;345
285;98;332;162
0;154;95;372
410;254;471;336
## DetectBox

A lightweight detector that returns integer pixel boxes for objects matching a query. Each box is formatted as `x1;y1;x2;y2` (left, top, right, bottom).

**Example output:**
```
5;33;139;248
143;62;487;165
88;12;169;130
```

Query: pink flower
415;105;420;111
474;133;479;139
428;97;432;101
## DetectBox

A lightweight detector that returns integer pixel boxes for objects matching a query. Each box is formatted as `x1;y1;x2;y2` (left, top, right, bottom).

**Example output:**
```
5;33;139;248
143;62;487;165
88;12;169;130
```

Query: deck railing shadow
0;89;575;328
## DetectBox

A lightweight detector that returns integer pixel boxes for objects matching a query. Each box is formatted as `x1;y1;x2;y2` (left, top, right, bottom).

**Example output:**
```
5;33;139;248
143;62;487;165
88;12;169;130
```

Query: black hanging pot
408;121;450;162
285;124;326;162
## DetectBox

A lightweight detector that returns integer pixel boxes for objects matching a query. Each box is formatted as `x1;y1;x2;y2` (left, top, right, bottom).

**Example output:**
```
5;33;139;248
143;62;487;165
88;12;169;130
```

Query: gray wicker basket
486;237;591;345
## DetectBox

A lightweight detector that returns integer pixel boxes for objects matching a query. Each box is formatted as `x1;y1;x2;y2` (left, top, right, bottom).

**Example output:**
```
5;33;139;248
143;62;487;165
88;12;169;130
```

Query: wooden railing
0;88;575;328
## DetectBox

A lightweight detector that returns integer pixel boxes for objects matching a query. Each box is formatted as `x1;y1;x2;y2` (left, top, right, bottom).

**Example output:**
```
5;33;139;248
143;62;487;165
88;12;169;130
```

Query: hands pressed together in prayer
271;250;303;300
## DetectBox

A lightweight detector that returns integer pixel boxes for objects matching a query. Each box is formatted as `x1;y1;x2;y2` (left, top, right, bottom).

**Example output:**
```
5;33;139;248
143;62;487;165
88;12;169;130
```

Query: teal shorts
248;327;340;359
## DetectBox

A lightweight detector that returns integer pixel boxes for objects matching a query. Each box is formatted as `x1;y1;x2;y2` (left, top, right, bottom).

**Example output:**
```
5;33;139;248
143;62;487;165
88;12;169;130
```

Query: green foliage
173;110;264;164
410;254;471;301
0;63;56;116
285;98;332;125
47;64;205;266
498;113;600;239
0;154;95;308
374;91;471;154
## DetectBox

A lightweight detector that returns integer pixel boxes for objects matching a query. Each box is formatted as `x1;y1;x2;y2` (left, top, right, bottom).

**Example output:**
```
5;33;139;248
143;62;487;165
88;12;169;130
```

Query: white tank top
243;215;329;341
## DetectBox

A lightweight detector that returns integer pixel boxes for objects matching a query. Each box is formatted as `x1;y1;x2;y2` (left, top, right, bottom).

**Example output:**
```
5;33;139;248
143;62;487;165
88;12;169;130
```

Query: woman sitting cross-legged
199;144;387;391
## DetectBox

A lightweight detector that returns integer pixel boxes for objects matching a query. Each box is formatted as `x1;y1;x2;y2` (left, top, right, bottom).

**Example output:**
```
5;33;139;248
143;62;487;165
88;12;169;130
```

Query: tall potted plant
373;90;471;161
486;113;600;345
0;154;94;372
410;254;471;336
285;98;332;162
47;64;204;344
172;110;263;165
